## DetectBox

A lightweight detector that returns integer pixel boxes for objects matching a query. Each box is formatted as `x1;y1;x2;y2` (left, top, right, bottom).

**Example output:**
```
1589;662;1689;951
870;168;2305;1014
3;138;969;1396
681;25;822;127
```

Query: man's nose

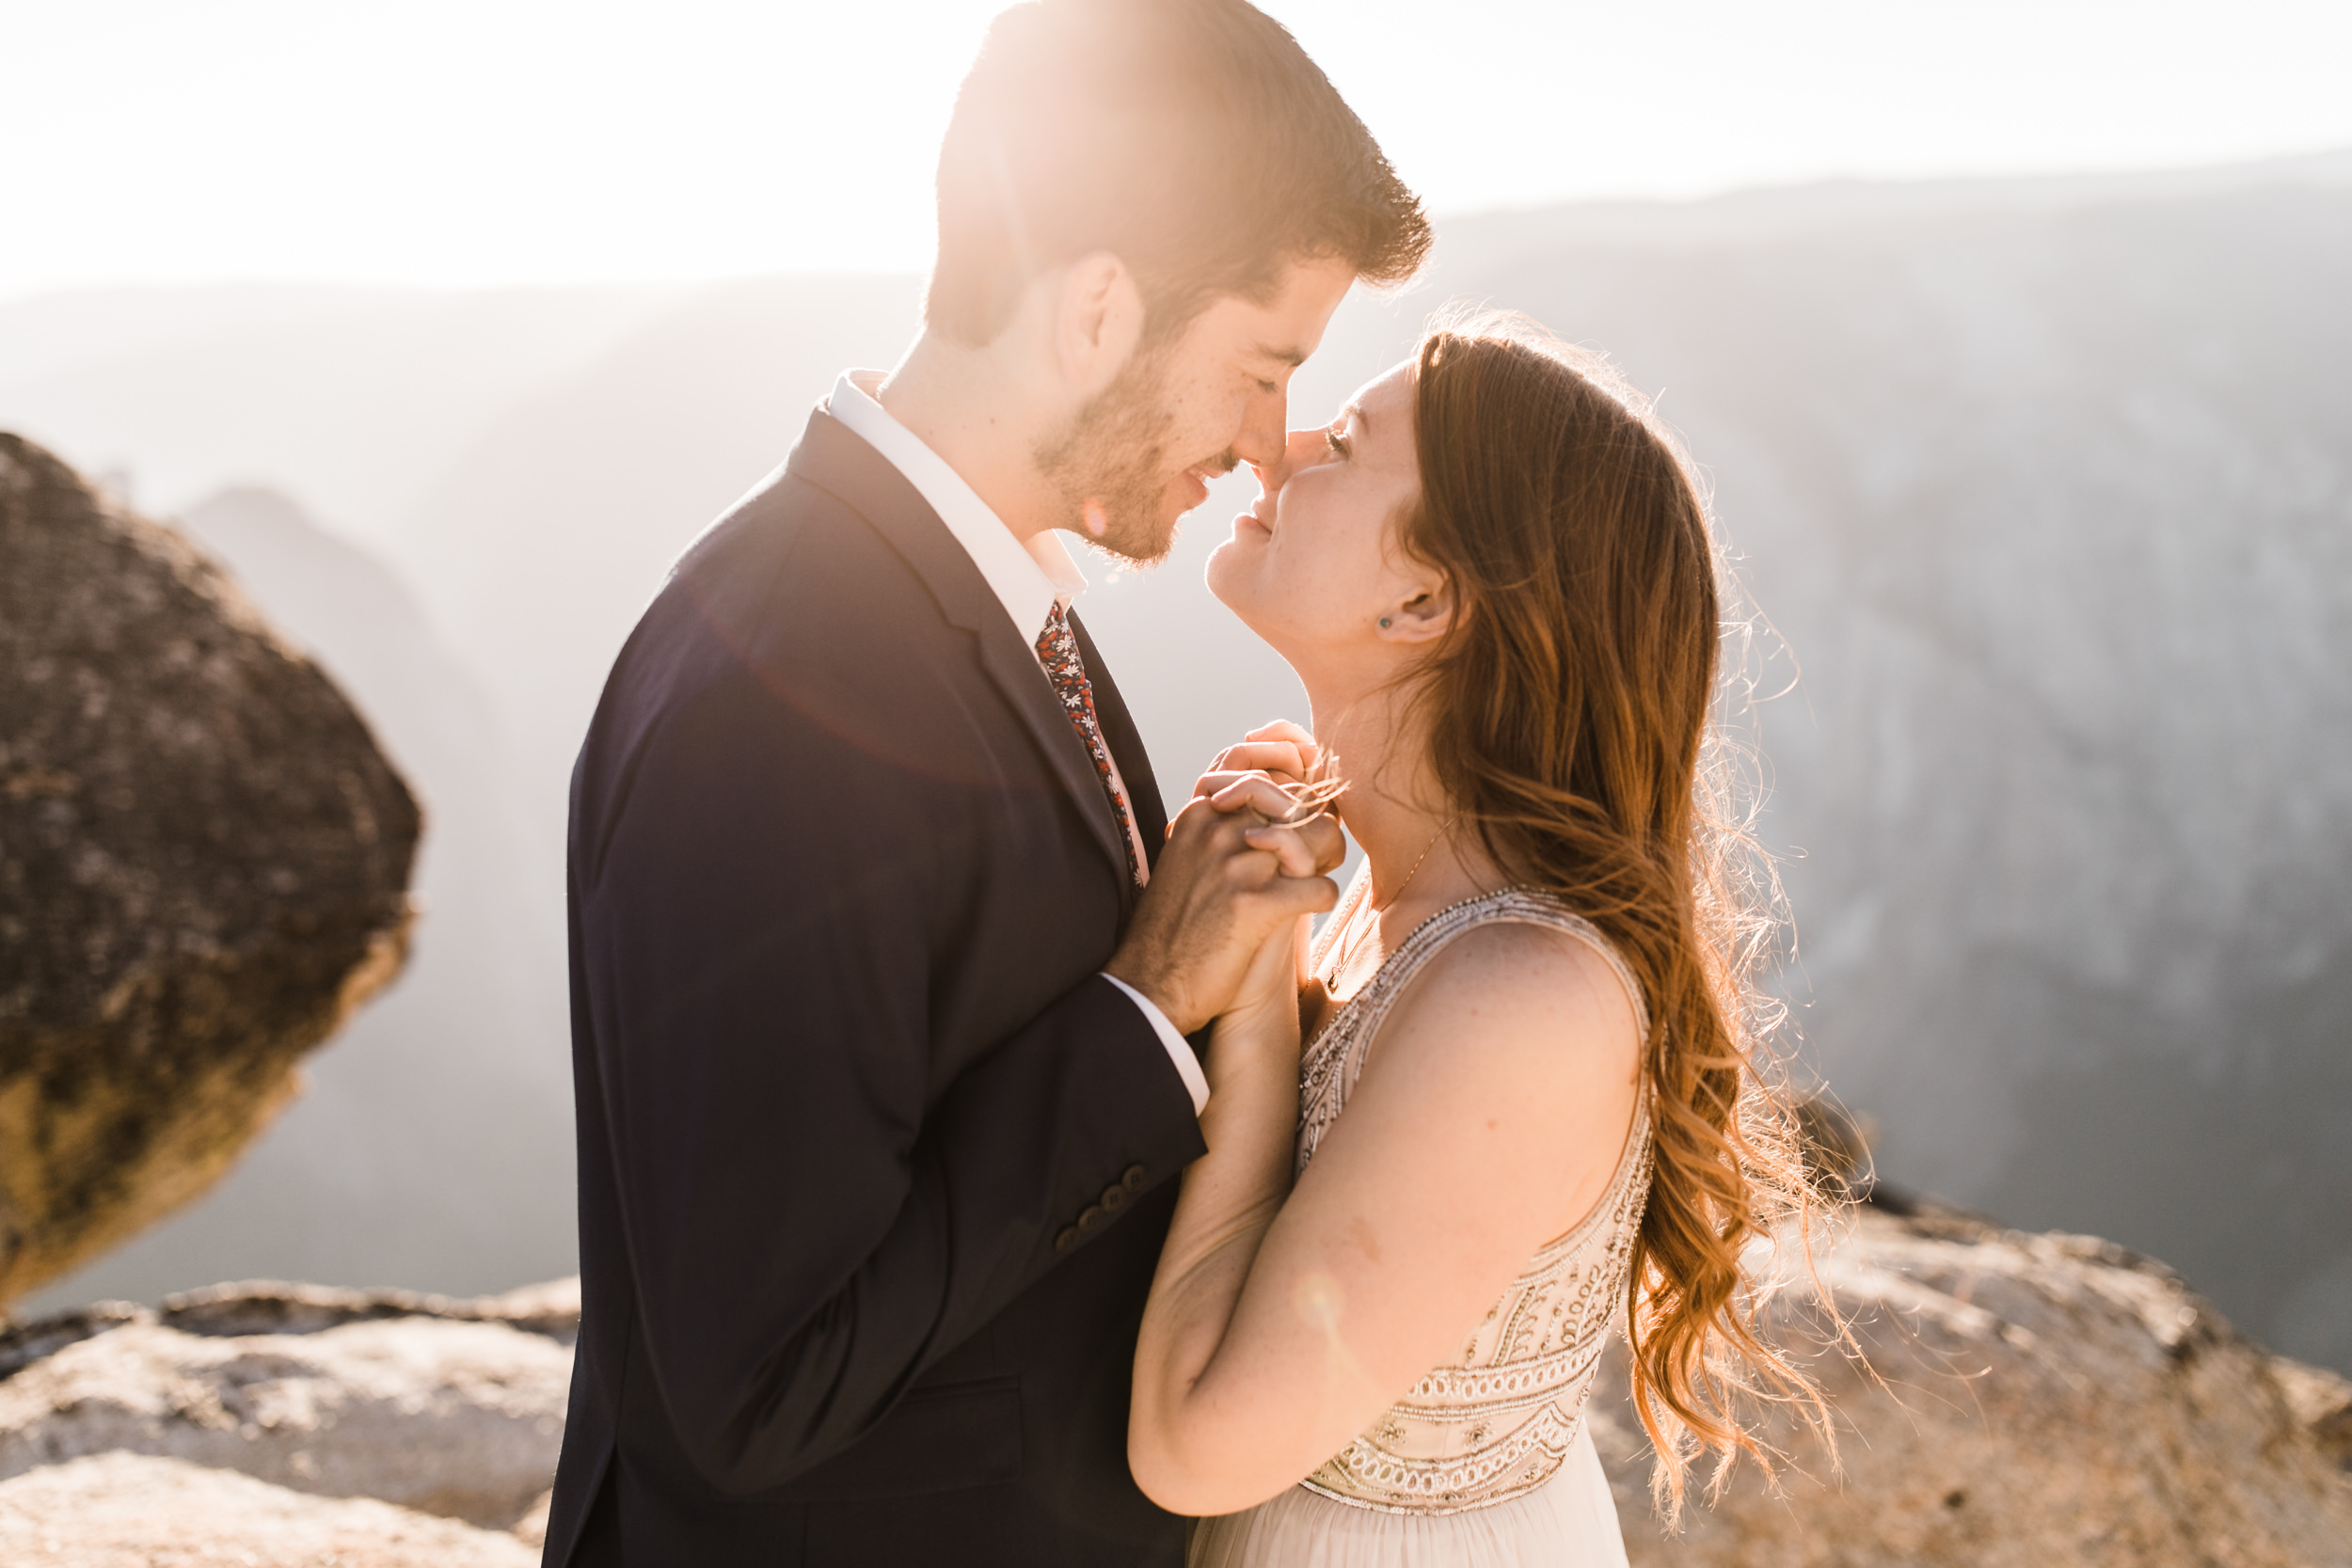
1232;384;1292;471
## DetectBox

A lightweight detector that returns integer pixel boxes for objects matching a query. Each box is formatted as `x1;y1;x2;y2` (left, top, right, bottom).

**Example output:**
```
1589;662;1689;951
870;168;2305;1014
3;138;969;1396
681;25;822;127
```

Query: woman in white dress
1127;313;1826;1566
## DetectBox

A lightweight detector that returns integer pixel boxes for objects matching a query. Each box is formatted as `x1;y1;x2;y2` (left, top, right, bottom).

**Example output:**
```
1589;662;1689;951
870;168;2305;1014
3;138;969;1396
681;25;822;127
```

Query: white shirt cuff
1100;974;1209;1116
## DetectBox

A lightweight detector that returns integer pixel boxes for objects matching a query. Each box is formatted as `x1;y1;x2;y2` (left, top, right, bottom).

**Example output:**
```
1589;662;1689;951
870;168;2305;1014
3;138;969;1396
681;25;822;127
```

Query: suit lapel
785;411;1135;909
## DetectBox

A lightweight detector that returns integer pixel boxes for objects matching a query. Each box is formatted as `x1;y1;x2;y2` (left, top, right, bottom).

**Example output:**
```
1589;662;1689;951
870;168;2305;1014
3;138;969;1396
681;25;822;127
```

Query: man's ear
1379;578;1457;644
1054;251;1145;393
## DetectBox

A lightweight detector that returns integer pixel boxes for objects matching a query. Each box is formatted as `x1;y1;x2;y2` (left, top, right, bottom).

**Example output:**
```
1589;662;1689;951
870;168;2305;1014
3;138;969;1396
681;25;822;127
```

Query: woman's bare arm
1128;920;1643;1517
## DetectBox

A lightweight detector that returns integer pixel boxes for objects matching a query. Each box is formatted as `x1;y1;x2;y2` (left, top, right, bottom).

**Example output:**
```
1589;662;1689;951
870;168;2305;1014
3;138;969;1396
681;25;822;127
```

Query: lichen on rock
1589;1198;2352;1567
0;433;420;1308
0;1277;576;1531
0;1450;537;1567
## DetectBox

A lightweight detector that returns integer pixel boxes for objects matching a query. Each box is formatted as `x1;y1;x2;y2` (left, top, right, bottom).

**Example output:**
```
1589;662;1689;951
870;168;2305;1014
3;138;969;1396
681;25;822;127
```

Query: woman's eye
1325;429;1351;457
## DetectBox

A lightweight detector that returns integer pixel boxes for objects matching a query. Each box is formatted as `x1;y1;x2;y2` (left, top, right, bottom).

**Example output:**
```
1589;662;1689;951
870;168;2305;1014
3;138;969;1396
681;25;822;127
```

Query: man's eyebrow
1257;342;1309;368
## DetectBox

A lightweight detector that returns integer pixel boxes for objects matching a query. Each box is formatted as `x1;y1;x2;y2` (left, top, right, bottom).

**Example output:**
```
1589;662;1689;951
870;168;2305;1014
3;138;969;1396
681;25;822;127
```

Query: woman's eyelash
1325;428;1351;456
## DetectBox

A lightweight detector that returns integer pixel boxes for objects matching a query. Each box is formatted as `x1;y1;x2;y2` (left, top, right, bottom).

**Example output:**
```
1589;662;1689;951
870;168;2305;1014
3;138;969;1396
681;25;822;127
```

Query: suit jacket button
1075;1203;1104;1232
1054;1227;1080;1254
1099;1183;1127;1213
1121;1164;1148;1194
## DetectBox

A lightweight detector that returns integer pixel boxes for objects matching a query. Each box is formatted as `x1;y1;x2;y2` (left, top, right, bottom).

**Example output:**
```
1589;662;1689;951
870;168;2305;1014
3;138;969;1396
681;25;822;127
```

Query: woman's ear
1378;579;1456;644
1054;251;1145;394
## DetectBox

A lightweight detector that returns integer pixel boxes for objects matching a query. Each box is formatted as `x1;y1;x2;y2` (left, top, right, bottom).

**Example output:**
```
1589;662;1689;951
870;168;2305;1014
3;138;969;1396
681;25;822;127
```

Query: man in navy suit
543;4;1429;1562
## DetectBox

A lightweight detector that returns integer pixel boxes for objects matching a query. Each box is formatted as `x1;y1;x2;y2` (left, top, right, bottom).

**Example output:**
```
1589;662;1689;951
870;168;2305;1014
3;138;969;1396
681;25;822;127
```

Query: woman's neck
1309;677;1495;919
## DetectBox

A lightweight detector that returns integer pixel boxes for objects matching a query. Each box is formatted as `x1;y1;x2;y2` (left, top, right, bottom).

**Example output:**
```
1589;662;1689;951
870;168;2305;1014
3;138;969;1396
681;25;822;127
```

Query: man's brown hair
928;0;1430;345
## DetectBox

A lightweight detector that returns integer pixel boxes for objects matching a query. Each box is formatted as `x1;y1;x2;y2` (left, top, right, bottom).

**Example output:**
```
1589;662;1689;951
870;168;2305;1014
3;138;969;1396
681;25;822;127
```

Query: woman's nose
1252;426;1335;498
1275;426;1335;486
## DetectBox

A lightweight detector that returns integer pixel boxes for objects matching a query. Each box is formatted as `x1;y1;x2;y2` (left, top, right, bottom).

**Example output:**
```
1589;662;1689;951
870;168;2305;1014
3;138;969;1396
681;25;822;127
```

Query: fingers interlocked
1201;774;1346;880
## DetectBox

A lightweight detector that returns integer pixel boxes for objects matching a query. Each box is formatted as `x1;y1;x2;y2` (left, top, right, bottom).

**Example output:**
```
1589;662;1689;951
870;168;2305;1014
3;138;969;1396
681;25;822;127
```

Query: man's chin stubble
1084;506;1181;570
1087;453;1239;568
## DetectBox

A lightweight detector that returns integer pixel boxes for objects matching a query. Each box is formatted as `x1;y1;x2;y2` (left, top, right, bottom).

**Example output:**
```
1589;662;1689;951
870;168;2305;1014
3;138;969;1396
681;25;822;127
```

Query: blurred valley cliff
4;150;2347;1382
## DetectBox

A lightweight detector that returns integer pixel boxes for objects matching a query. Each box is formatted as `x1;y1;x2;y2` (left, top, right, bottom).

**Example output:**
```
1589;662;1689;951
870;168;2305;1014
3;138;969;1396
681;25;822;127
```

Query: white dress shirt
828;369;1209;1116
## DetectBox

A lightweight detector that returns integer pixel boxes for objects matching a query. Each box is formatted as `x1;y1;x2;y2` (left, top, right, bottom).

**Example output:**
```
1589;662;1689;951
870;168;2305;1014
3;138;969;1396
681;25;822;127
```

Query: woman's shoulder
1337;894;1647;1238
1378;893;1645;1069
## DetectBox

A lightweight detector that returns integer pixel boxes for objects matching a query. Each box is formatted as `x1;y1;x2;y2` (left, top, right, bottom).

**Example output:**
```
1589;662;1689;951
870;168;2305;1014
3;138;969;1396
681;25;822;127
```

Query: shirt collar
828;369;1086;641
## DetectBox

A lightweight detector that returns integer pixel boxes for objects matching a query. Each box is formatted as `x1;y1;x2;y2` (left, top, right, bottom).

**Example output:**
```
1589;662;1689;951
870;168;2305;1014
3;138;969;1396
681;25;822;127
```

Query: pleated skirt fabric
1186;1423;1630;1568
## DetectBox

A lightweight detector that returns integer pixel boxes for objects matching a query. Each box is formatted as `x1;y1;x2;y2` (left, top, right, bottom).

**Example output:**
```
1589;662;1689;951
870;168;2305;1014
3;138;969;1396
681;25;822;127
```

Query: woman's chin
1205;542;1273;613
1204;565;1299;663
1202;535;1249;610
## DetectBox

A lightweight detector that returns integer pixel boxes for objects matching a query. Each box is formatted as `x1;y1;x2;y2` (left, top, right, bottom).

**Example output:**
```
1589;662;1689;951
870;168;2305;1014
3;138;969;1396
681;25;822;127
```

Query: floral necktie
1034;603;1145;888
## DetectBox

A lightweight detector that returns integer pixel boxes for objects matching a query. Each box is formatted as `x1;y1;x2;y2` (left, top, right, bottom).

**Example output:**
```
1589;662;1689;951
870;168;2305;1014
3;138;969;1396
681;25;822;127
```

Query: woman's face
1205;359;1430;666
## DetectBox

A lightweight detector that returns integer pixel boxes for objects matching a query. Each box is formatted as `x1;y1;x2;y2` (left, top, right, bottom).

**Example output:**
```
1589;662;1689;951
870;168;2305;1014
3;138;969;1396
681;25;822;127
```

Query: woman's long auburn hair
1396;310;1835;1513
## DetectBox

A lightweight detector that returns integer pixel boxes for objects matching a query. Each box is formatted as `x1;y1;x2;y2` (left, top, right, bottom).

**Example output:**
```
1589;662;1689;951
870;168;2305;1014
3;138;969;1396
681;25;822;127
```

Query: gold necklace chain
1327;816;1457;986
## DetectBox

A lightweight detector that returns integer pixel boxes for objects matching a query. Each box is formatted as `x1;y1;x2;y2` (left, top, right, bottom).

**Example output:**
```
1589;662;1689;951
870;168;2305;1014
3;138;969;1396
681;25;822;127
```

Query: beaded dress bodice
1295;882;1655;1516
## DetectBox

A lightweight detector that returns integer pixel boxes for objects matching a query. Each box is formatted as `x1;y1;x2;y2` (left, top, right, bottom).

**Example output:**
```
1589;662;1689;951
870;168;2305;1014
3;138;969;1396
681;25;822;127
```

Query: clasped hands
1104;721;1343;1038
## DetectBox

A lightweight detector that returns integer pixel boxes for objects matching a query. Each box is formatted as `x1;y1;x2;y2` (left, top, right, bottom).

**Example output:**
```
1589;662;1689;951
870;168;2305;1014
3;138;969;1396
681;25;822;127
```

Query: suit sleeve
578;664;1205;1496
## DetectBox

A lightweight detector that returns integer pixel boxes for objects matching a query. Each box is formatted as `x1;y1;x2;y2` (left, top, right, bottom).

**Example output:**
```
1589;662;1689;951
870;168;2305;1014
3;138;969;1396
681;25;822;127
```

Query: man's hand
1107;774;1344;1037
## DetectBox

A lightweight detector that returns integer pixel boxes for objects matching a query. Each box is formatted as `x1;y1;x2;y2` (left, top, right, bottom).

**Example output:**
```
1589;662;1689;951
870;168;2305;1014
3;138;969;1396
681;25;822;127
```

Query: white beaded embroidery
1296;886;1655;1515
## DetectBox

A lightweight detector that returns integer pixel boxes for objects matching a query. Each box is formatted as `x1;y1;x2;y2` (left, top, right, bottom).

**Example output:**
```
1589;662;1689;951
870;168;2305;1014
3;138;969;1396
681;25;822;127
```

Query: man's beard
1033;338;1227;568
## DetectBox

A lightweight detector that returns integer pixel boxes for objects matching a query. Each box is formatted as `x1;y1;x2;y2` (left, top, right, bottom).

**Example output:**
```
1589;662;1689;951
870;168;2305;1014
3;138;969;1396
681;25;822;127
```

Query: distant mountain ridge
1437;142;2352;251
7;150;2347;1375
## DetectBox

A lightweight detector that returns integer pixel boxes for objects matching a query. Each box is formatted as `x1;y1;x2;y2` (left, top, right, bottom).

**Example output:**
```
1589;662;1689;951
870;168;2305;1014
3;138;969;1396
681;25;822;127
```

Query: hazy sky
8;0;2351;300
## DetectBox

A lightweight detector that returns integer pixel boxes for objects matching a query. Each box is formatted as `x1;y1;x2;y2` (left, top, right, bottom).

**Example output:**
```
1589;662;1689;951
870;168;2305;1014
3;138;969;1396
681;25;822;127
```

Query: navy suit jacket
543;406;1208;1566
